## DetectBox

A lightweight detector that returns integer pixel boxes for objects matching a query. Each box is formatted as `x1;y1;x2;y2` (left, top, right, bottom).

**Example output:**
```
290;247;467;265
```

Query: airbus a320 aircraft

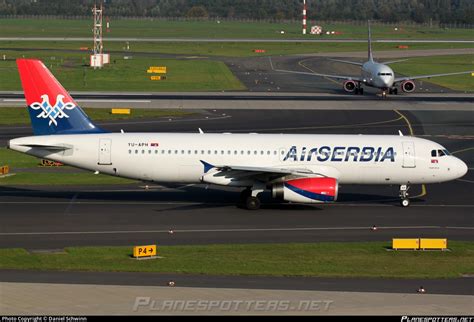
8;59;468;209
271;22;473;98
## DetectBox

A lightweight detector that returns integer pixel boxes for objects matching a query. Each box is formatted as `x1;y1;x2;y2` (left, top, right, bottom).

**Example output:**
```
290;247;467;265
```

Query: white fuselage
361;61;395;89
9;133;467;186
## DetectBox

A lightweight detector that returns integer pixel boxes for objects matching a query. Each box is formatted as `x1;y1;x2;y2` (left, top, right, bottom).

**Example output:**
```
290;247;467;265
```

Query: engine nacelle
272;177;338;204
343;80;357;93
401;80;416;93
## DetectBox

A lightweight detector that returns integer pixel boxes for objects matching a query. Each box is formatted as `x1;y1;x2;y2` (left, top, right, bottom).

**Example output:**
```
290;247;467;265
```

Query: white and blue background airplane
271;21;473;98
8;59;468;209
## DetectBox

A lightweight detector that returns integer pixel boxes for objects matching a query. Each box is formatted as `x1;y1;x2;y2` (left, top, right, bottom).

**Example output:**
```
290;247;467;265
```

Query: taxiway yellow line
297;58;342;86
393;109;427;198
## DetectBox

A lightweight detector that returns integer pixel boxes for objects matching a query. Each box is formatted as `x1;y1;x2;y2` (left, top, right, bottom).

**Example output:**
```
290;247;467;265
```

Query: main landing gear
354;85;364;95
240;184;265;210
389;87;398;95
399;184;410;207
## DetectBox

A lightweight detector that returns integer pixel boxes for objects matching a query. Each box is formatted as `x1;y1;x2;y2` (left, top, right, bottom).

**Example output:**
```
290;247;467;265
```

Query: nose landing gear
399;184;410;207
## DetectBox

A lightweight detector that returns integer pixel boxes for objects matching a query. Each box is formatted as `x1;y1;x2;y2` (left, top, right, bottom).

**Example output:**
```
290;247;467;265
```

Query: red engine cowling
272;177;338;204
343;80;357;93
401;80;416;93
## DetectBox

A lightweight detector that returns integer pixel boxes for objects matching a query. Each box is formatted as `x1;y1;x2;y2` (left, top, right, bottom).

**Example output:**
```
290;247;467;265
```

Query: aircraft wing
200;160;330;181
394;70;474;83
328;58;364;66
272;67;364;82
215;164;315;175
269;57;364;82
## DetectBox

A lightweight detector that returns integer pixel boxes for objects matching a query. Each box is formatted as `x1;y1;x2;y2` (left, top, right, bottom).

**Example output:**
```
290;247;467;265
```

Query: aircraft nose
453;157;468;179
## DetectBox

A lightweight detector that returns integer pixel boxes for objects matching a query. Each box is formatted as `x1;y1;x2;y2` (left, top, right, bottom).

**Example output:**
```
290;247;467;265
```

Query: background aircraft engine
401;80;416;93
272;177;338;204
343;80;357;93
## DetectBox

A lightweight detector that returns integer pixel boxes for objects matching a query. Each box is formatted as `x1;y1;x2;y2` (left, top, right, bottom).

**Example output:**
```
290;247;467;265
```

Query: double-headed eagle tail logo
30;94;76;126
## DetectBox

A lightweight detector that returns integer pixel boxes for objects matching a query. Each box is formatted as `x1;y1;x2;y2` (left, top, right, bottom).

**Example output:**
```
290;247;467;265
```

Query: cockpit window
377;73;393;76
432;149;450;157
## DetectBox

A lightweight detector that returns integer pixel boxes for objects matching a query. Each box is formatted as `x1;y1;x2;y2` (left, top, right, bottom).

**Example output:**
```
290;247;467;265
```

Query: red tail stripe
17;59;77;107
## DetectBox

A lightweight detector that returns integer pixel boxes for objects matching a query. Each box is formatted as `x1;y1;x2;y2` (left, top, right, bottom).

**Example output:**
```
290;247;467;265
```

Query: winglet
200;160;215;173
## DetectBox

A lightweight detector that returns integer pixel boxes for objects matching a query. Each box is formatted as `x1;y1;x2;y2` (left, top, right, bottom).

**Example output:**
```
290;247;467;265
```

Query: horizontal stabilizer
17;143;70;151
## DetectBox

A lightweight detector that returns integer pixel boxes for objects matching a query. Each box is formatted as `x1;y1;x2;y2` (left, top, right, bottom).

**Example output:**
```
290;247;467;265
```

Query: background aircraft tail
367;20;374;62
16;59;104;135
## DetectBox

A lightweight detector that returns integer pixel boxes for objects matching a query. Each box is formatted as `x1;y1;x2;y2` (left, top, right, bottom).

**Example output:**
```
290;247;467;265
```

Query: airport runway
0;109;472;250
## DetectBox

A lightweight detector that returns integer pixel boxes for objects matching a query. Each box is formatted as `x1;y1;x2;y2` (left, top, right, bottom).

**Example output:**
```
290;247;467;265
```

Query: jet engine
272;177;338;204
343;80;357;93
401;80;416;93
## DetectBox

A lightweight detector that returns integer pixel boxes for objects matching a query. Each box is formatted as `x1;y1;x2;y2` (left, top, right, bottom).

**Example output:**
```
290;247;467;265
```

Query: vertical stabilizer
368;20;374;62
16;59;105;135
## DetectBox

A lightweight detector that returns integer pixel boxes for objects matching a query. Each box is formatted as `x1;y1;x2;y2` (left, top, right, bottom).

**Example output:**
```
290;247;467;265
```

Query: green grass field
0;146;39;168
1;242;473;278
1;39;472;57
391;55;474;92
0;50;246;91
1;18;473;40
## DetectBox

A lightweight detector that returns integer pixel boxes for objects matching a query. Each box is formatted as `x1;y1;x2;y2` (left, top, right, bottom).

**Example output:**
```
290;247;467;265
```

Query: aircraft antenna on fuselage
368;20;374;62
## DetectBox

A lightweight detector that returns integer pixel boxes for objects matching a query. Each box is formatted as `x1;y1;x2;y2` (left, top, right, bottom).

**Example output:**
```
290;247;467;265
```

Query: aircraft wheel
400;198;410;207
359;88;364;95
354;88;360;95
246;196;261;210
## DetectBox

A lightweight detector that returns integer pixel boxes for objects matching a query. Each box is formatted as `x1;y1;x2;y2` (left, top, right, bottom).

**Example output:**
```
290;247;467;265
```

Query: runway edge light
133;245;157;259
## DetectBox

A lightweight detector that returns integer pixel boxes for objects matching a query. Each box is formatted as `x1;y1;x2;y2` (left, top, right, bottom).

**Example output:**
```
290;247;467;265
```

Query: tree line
0;0;472;24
